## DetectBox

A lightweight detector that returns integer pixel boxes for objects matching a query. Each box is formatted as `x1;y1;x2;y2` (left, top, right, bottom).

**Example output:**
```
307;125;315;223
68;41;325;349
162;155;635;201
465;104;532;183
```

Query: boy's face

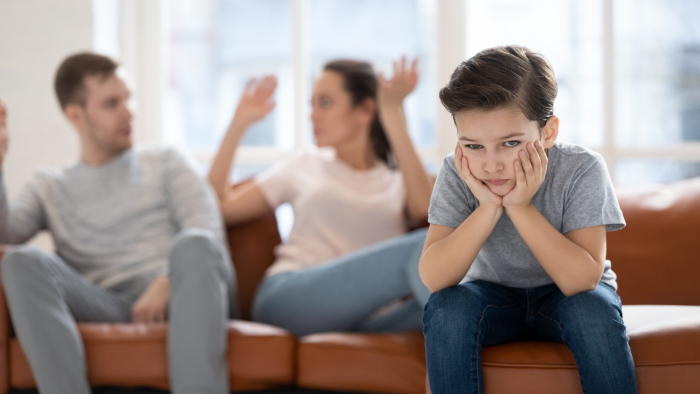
454;106;558;196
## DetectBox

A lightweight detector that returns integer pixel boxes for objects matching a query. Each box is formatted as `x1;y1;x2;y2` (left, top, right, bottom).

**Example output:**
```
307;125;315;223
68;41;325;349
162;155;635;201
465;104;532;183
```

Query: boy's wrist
475;204;504;219
504;203;536;217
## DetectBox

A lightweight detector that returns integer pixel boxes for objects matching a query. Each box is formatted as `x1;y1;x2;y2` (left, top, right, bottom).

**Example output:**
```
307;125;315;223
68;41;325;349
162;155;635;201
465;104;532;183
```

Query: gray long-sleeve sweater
0;145;225;289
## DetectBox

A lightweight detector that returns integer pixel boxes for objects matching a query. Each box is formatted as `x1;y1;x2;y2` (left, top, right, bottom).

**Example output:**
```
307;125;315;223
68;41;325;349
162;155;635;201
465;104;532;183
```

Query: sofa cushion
297;305;700;394
609;177;700;305
9;320;295;391
481;305;700;394
296;332;426;394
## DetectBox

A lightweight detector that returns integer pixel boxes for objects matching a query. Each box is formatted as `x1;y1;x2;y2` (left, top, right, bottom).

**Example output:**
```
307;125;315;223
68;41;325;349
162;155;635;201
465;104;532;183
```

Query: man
0;53;236;394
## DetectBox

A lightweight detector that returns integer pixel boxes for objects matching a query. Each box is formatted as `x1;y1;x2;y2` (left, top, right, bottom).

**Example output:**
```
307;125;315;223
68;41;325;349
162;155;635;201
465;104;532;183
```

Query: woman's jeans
252;228;430;336
423;280;638;394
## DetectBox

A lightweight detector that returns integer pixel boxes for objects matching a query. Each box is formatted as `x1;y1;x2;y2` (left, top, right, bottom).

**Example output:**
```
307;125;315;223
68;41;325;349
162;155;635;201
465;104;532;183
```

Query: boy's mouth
484;179;507;186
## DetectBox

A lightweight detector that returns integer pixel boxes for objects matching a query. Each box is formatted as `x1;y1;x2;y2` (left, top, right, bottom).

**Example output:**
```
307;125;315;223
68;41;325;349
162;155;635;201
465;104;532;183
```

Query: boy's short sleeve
562;156;625;233
428;154;476;229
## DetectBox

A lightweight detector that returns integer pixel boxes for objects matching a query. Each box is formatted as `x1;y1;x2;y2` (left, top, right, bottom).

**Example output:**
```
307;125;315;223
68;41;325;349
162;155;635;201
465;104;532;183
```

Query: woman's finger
378;70;386;87
244;77;257;96
410;57;419;85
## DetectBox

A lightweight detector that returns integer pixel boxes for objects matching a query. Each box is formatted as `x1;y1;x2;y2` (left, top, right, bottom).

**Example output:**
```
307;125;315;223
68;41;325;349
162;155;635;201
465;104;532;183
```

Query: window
98;0;700;186
613;0;700;184
463;0;700;185
465;0;604;149
160;0;438;181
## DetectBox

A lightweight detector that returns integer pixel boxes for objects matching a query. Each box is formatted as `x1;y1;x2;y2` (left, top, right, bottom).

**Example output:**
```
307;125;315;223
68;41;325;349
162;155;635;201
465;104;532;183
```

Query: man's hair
439;45;557;127
54;52;119;110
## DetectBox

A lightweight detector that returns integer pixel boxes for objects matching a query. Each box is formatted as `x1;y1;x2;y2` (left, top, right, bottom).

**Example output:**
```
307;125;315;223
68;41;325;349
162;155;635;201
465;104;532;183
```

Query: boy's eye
320;97;332;108
465;144;482;150
504;140;520;147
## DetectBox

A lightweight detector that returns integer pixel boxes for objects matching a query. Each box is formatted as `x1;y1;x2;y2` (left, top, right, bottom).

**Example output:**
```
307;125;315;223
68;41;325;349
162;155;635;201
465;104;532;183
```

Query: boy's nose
483;156;504;174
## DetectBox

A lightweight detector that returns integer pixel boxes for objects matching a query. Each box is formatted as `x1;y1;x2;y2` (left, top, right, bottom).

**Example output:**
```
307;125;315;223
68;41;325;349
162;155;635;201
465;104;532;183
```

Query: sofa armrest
0;247;10;394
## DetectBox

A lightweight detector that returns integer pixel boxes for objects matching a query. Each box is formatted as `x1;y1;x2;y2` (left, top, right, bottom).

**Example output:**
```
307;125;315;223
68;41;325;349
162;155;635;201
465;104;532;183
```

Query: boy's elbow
418;262;442;294
560;277;600;297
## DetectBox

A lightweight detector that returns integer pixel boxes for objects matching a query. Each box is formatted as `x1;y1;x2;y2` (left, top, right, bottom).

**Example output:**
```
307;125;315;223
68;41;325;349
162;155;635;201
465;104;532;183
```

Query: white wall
0;0;93;246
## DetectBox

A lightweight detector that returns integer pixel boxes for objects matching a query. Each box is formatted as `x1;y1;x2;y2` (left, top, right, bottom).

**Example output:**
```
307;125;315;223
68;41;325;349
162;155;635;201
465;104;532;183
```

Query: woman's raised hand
232;75;277;127
378;56;419;106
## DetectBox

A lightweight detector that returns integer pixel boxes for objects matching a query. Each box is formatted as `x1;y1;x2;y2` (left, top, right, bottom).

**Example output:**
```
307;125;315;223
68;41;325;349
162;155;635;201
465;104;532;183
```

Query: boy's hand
0;99;9;172
231;75;277;127
377;56;418;107
131;275;170;324
455;142;503;209
502;141;548;210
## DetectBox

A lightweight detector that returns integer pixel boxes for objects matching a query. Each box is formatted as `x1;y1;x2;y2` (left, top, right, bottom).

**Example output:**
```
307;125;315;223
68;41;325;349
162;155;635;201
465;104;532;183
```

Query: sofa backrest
226;177;700;319
226;211;281;321
608;176;700;305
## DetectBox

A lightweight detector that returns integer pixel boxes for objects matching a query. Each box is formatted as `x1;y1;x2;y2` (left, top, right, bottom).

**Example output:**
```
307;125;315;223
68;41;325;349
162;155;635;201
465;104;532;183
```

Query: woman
208;57;434;336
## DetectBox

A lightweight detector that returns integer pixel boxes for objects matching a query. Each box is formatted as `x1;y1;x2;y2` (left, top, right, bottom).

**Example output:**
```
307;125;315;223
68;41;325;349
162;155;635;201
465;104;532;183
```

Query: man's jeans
423;280;638;394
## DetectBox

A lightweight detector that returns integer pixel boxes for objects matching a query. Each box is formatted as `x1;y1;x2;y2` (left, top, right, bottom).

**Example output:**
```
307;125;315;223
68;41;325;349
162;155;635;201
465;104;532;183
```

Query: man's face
75;72;134;156
455;106;554;196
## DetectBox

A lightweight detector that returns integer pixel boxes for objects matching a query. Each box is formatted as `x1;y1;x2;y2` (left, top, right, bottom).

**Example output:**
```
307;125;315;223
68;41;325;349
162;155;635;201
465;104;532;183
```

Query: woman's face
310;71;373;148
454;106;558;196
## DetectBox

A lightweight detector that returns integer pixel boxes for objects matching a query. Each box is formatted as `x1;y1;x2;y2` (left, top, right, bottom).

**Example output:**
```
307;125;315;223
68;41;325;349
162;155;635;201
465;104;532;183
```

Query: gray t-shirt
0;145;224;294
428;140;625;290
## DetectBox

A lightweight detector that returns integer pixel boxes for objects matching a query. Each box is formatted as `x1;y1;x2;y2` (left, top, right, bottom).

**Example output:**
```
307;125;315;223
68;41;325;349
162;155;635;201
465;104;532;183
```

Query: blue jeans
252;228;430;336
423;280;638;394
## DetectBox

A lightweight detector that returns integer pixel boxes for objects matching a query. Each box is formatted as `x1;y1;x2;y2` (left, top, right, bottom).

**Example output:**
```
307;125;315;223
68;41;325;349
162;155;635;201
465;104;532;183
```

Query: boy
419;46;637;394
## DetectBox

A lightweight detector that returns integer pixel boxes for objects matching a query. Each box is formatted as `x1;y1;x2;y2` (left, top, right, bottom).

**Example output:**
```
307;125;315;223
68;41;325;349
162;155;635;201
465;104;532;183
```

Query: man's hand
455;142;503;210
0;99;9;172
377;56;418;107
231;75;277;127
131;275;170;324
502;141;548;210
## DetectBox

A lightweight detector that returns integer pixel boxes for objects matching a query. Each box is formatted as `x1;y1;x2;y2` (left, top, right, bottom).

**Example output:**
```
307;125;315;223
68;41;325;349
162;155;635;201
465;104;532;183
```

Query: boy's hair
54;52;119;110
439;45;557;127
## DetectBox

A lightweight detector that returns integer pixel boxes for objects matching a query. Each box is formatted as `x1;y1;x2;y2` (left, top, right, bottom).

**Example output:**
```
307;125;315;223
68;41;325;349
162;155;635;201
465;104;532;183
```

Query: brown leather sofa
0;177;699;393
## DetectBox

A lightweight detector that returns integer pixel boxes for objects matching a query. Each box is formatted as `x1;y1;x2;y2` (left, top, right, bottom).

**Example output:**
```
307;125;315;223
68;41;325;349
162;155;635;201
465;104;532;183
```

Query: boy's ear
542;115;559;149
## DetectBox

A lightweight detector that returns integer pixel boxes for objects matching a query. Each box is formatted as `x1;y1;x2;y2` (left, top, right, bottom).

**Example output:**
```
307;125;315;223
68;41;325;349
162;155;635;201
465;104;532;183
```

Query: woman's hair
439;45;557;128
323;60;393;167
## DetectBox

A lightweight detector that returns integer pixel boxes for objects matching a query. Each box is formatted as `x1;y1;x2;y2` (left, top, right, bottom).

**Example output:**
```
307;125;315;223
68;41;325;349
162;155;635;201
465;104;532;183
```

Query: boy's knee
557;285;625;337
424;285;483;333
